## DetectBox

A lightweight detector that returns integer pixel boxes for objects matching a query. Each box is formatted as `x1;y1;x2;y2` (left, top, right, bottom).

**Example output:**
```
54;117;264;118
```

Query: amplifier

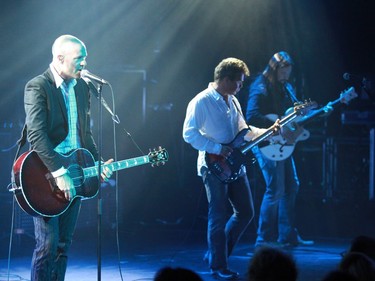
341;110;375;126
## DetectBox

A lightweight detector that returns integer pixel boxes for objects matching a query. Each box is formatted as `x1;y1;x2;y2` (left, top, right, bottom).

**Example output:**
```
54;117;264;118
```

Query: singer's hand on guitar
55;173;76;201
101;158;114;182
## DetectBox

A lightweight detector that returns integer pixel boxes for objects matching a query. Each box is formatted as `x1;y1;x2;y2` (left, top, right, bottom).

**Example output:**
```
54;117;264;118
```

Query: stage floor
1;230;350;281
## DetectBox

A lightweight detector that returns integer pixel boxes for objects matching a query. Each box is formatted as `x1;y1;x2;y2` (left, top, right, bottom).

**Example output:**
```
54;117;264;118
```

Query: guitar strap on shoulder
231;98;252;131
284;82;300;104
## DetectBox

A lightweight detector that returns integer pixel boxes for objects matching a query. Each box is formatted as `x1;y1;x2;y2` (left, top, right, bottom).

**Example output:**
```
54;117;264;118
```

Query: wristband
51;167;68;178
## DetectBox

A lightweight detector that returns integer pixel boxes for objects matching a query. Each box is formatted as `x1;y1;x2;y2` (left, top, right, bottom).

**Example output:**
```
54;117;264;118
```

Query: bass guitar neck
205;100;317;182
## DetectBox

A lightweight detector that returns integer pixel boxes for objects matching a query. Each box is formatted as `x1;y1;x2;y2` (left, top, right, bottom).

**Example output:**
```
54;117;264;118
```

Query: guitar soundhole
68;164;84;186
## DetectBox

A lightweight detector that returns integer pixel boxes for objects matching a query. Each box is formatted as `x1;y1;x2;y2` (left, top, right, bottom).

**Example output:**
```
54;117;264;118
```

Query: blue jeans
252;146;299;244
31;198;81;281
202;167;254;270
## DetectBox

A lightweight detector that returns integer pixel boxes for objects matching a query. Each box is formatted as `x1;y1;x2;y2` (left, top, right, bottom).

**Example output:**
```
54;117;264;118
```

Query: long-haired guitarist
182;58;282;280
22;35;113;281
245;51;314;249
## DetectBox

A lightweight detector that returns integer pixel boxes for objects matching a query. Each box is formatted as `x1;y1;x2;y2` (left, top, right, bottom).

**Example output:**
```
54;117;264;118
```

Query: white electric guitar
259;87;358;161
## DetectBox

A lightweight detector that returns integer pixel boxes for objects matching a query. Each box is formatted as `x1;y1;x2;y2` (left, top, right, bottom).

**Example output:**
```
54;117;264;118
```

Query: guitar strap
232;98;252;132
284;82;300;104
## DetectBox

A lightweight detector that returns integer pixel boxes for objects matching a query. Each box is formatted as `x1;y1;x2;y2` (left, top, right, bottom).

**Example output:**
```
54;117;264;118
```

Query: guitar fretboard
83;156;150;178
241;111;299;154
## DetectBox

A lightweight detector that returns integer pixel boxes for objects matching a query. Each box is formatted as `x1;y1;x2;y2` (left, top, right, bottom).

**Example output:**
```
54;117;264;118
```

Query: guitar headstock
148;147;169;167
339;86;358;104
293;100;318;116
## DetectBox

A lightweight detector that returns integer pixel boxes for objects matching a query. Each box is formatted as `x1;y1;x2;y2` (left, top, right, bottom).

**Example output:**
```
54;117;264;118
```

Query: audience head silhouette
247;246;298;281
154;266;203;281
321;270;359;281
339;251;375;281
348;235;375;262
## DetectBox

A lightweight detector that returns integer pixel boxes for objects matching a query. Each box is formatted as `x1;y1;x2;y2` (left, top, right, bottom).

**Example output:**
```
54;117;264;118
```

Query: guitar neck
241;111;298;154
298;97;342;127
83;155;150;178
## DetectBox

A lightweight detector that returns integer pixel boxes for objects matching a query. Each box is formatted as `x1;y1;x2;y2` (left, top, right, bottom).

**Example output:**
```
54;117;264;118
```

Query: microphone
343;72;366;82
82;76;100;99
81;69;109;85
82;75;120;124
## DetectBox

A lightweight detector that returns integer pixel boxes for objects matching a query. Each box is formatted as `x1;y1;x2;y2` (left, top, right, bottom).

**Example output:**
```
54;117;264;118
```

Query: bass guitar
205;101;317;183
259;87;357;161
11;147;168;217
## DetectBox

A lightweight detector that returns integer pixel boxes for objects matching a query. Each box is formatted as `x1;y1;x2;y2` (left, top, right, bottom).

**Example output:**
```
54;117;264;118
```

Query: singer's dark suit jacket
24;68;98;172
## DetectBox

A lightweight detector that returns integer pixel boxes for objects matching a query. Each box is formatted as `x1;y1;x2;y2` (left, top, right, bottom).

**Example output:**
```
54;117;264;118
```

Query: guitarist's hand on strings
54;158;113;201
267;119;282;140
100;158;114;182
55;173;76;201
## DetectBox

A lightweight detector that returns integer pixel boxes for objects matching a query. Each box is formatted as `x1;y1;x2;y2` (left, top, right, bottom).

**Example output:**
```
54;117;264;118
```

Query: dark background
1;0;374;254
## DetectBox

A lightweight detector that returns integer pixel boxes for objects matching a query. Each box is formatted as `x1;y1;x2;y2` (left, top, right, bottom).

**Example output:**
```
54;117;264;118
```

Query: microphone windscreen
343;73;350;80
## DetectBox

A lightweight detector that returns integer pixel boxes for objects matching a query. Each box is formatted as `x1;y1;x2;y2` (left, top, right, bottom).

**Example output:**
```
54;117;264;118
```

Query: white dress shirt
183;83;266;176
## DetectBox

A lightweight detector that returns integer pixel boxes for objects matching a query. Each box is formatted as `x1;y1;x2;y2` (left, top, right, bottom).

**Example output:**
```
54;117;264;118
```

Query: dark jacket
24;68;98;172
246;74;295;128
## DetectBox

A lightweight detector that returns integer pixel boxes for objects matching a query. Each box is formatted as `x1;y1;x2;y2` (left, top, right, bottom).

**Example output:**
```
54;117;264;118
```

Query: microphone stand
96;83;103;281
84;77;119;280
87;78;141;280
93;82;120;281
85;78;120;124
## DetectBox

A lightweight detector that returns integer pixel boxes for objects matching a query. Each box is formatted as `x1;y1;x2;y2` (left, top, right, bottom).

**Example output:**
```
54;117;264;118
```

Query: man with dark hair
246;51;313;248
183;58;280;279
